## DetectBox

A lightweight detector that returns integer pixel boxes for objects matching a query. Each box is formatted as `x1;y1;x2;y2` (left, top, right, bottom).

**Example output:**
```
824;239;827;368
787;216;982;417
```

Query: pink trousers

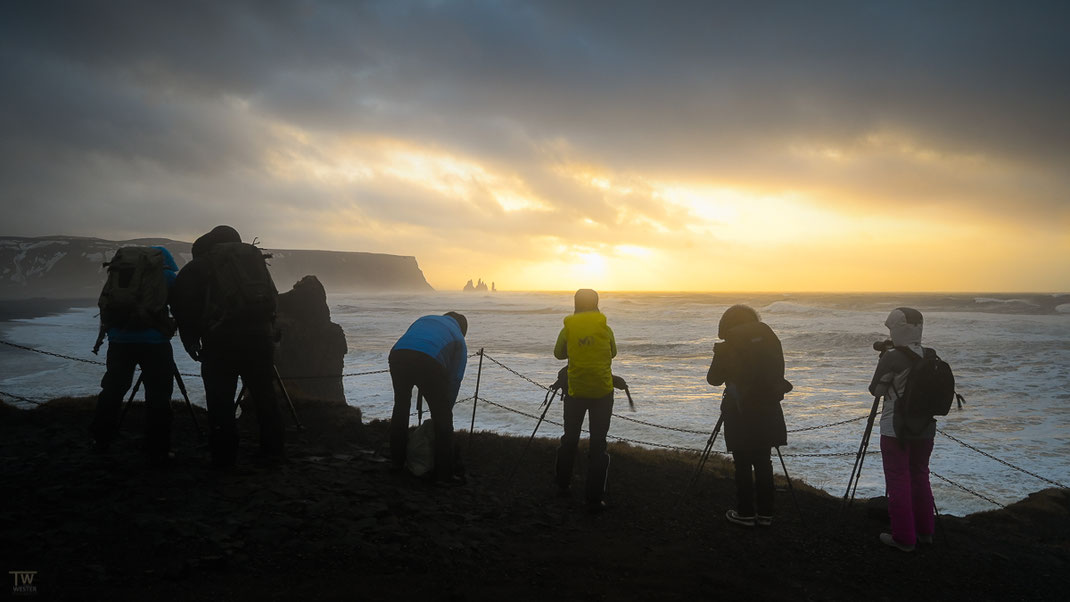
880;435;935;546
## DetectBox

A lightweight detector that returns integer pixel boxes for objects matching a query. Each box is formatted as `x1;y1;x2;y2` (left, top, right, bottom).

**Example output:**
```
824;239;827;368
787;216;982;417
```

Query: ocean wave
1055;304;1070;314
761;301;821;315
974;297;1039;306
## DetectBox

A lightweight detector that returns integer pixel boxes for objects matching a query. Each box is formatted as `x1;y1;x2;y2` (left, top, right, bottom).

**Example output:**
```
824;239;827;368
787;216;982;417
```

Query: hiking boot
879;533;915;552
726;510;756;527
756;514;773;527
917;533;933;545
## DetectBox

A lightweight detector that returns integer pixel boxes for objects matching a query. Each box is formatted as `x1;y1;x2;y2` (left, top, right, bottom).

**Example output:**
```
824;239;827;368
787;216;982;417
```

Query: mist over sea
2;291;1068;516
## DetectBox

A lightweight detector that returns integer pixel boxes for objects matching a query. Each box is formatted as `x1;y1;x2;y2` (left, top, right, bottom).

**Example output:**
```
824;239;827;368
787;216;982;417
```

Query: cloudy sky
2;1;1068;291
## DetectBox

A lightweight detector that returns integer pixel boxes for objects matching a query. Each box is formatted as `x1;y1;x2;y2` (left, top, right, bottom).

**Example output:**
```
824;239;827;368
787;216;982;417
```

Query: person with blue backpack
869;307;954;552
89;245;179;467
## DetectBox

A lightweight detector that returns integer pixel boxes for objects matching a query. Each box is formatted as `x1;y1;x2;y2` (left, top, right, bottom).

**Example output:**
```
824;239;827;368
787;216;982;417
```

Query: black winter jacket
706;321;790;452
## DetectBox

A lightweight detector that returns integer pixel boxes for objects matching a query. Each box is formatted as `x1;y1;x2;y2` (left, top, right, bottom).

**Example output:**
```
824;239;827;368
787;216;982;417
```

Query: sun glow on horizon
256;124;1067;293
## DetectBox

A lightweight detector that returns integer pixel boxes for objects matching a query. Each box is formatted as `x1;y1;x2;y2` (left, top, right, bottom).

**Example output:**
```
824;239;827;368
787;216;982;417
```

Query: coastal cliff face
0;236;433;298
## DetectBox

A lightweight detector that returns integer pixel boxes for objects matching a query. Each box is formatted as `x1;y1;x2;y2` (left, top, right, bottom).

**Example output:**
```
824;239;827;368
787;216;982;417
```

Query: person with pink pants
868;307;937;552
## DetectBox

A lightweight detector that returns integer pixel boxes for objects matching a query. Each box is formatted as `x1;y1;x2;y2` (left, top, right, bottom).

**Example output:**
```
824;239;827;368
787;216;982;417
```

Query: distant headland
0;235;434;299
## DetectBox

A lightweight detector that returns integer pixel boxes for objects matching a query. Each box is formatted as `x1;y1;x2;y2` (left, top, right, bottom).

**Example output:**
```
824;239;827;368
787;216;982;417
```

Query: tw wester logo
9;571;38;596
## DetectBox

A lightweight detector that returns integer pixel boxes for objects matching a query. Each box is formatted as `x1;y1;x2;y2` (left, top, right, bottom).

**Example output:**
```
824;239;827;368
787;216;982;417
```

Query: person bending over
389;312;468;484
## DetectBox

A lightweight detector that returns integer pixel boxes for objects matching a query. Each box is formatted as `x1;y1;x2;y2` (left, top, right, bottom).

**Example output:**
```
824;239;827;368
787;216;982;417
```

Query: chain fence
2;339;1061;509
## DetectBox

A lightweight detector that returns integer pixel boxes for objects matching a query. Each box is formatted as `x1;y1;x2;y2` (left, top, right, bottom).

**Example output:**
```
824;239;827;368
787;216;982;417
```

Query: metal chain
937;427;1067;489
0;389;46;406
787;414;870;433
931;471;1006;509
0;339;106;366
7;337;1061;500
612;413;710;435
480;353;551;391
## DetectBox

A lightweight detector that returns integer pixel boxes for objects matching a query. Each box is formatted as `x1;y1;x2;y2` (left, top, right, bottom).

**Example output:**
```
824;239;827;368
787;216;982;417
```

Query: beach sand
1;396;1067;600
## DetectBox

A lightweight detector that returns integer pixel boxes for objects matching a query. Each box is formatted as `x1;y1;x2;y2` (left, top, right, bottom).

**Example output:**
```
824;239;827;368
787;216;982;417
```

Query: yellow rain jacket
554;310;617;398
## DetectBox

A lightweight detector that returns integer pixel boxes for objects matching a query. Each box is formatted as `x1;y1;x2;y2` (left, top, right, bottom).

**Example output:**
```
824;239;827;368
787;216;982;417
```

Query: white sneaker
880;533;915;552
726;509;756;527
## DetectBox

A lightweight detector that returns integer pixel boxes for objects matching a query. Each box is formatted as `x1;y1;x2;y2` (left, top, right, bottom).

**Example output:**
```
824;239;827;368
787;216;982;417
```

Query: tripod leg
776;447;804;526
932;498;949;548
507;389;557;485
118;372;145;430
234;384;247;417
842;396;881;510
172;364;202;438
274;365;302;429
684;413;723;497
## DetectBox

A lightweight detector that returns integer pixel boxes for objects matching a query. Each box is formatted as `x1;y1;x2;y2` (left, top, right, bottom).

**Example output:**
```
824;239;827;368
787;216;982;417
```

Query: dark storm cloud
1;0;1068;240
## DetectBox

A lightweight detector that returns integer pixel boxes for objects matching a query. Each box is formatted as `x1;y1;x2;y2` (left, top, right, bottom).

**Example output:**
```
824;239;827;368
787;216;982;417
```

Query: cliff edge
0;235;433;298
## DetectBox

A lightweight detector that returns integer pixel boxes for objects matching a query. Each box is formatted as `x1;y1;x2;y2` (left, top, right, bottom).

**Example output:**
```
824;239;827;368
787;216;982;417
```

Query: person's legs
90;343;138;449
909;437;936;539
424;374;455;482
240;337;284;459
880;435;916;547
140;343;175;461
585;392;614;505
202;350;240;468
555;396;587;492
388;350;419;469
731;450;757;517
753;447;775;518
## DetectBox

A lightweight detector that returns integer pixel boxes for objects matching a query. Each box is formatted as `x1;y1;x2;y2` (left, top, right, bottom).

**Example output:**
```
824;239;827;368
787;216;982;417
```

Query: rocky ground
1;396;1067;601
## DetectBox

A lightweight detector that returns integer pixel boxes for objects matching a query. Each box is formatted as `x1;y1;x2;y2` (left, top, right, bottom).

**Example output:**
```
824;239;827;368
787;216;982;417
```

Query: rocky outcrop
0;236;434;299
274;275;348;405
463;278;490;292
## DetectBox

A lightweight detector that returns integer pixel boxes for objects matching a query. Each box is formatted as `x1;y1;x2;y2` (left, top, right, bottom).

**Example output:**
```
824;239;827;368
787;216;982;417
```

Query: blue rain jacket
392;315;468;403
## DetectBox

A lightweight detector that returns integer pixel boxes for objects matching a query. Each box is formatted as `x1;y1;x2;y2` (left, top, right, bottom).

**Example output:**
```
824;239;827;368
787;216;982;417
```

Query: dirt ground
1;396;1067;601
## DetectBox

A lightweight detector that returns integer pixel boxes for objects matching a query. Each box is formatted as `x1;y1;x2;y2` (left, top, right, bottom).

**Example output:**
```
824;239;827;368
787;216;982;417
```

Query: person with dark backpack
171;225;284;469
868;307;955;552
89;245;179;467
706;305;792;527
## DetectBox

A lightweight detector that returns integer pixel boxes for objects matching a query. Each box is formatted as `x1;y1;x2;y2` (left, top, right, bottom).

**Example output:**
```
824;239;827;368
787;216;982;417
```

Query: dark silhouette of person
707;305;790;527
554;289;617;511
170;225;284;468
868;307;937;552
388;312;468;483
89;246;179;467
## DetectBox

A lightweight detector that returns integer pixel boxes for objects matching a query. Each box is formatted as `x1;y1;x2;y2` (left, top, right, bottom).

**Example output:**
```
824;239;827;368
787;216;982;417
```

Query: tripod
506;377;564;484
684;412;725;497
234;364;303;429
119;361;203;438
842;395;882;510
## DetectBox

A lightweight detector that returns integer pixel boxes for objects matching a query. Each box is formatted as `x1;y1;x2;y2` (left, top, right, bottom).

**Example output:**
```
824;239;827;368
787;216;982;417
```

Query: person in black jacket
170;225;284;469
706;305;791;527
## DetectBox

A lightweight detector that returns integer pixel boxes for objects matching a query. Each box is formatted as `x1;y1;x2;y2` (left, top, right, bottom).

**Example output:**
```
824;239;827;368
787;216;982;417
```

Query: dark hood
191;225;241;259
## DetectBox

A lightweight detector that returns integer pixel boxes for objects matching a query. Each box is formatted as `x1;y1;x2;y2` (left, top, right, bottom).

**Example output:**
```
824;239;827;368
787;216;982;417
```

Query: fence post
469;348;484;445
